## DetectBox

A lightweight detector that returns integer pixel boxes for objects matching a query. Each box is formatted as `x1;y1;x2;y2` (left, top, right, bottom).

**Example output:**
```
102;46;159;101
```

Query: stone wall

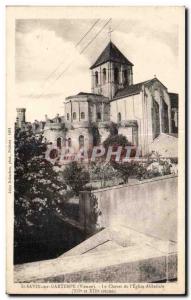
14;175;178;283
15;250;177;283
15;224;177;283
79;175;178;241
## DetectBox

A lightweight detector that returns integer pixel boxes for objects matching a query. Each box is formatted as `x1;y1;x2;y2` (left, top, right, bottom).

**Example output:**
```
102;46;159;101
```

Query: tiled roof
65;92;109;104
169;93;178;108
77;92;102;96
90;41;133;69
113;79;155;100
66;92;108;100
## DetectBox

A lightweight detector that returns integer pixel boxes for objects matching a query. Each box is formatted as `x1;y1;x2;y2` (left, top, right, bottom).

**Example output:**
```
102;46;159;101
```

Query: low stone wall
15;246;177;283
14;175;178;283
79;175;178;241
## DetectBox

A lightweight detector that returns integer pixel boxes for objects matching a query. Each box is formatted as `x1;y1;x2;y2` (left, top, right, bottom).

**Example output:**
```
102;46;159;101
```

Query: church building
16;40;178;157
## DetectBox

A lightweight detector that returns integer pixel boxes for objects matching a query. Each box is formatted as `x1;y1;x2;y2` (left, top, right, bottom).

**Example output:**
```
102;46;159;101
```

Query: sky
15;14;179;122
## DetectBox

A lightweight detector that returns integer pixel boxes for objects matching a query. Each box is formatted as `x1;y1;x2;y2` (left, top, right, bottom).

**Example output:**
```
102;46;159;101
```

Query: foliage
111;161;138;183
62;161;90;195
103;133;132;149
169;157;178;164
105;121;118;136
90;162;119;180
89;162;120;188
90;123;101;146
147;160;171;177
111;159;173;183
88;193;102;232
14;128;66;241
144;151;160;163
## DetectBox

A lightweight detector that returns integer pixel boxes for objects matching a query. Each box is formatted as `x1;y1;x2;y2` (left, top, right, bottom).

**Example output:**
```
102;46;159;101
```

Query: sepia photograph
6;6;185;294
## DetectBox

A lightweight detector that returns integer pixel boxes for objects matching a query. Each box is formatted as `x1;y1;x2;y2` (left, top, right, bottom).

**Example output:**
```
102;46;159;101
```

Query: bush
111;161;137;184
103;134;131;149
62;162;90;195
170;157;178;164
105;122;118;136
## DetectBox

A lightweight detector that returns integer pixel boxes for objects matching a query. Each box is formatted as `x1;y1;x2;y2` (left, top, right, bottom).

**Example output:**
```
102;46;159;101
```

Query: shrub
103;134;131;149
104;122;119;136
170;157;178;164
111;161;137;184
62;162;90;195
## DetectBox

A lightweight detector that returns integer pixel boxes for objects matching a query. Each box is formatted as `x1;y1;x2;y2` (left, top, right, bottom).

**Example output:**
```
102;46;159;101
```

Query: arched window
67;113;70;120
81;112;85;119
152;99;160;139
114;67;119;84
79;135;84;148
97;112;101;121
118;112;121;123
68;138;71;147
57;137;62;149
95;71;98;87
161;99;169;133
123;69;128;84
103;68;106;84
73;112;76;120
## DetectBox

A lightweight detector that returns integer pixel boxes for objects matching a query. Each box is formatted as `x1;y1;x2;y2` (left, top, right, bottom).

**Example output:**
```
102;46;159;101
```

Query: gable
112;78;168;101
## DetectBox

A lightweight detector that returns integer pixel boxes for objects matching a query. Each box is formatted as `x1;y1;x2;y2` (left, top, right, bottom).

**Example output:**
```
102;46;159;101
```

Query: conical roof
90;41;133;69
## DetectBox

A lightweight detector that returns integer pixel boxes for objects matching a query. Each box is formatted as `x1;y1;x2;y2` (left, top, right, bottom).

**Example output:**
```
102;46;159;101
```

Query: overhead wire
28;18;101;99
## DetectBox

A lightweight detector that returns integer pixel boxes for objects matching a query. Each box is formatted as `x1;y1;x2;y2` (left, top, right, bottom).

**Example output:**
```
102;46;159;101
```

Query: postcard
6;6;185;294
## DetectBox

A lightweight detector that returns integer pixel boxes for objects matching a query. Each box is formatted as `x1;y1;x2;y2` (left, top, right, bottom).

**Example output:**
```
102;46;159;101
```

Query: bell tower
90;41;133;100
16;108;26;128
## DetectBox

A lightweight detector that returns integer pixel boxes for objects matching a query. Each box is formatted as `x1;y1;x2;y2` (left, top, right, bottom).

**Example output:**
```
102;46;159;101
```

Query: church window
81;112;85;119
57;137;62;149
67;113;70;120
95;71;98;86
79;135;84;148
114;67;119;84
117;112;122;123
103;68;106;84
152;98;160;139
123;69;128;84
97;112;101;120
161;99;169;133
73;112;76;120
68;138;72;147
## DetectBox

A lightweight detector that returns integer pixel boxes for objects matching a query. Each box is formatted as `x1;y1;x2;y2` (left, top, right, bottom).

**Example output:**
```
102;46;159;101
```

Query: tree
90;162;120;188
111;160;150;183
103;133;131;149
90;123;100;146
105;122;118;136
62;161;90;195
111;161;137;184
14;128;66;243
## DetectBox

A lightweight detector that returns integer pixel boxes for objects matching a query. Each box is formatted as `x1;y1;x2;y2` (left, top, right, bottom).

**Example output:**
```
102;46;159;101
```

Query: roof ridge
90;41;133;69
112;78;158;100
